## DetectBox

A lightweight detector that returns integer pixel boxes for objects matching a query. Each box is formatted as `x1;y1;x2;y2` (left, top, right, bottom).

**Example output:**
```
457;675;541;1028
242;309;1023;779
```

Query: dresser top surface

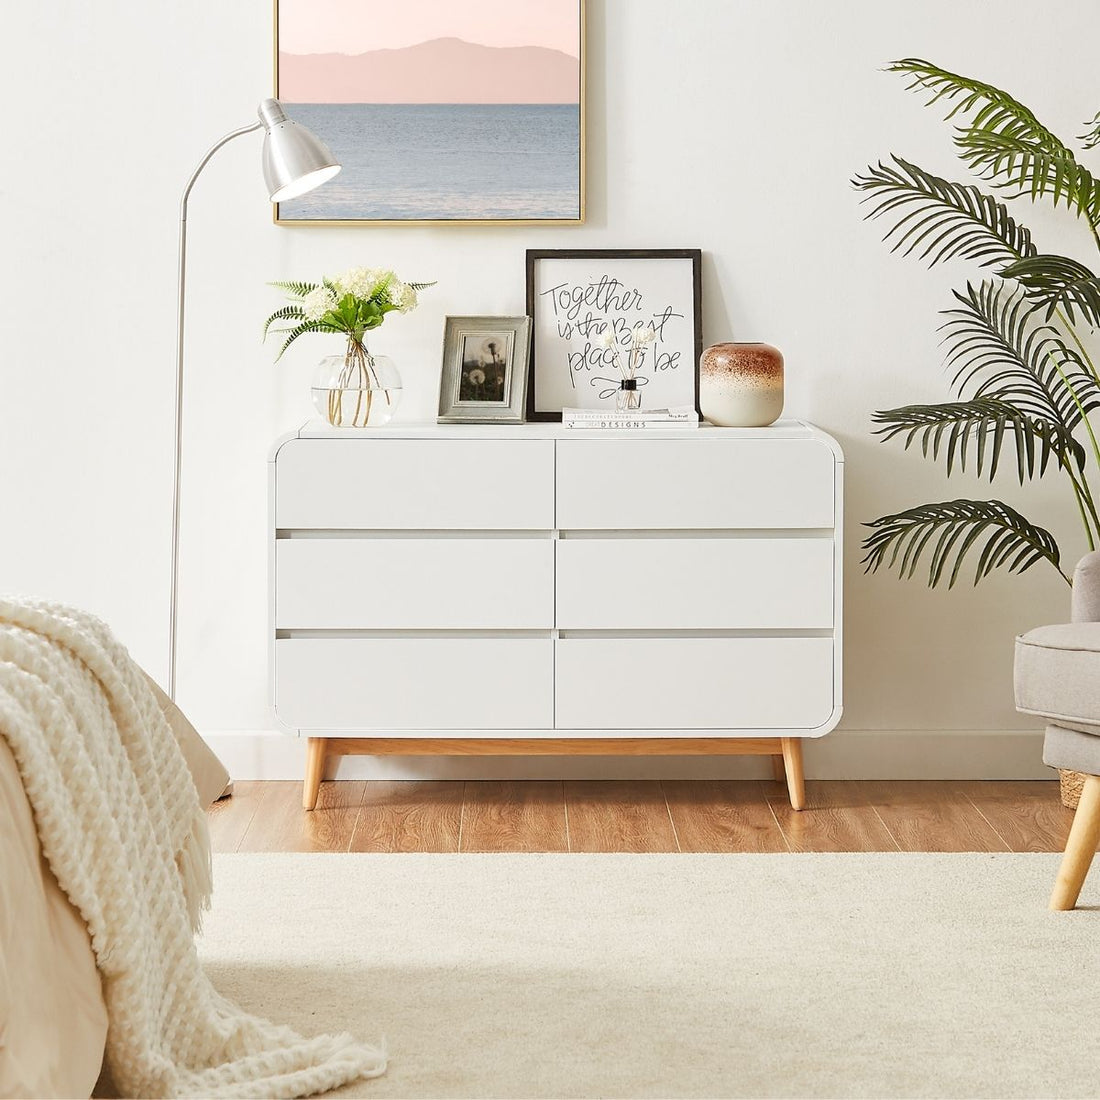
279;417;841;453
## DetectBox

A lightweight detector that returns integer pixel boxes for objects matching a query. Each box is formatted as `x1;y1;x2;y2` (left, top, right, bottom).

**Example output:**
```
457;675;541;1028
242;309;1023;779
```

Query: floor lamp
168;98;340;700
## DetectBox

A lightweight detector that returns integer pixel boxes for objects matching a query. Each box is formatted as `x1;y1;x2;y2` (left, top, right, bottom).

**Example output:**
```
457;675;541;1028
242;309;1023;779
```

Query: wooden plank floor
209;779;1075;854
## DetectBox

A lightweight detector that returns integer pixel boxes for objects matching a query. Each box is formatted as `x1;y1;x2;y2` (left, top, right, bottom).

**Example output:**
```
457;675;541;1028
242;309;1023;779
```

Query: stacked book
561;405;700;430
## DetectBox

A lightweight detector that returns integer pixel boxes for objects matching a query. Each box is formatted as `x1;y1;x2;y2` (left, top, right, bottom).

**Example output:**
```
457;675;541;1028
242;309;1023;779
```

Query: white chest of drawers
270;419;843;810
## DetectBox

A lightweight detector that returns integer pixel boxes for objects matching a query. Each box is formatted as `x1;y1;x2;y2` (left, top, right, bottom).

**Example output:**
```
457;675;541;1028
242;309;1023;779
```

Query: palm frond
872;399;1084;482
999;254;1100;327
957;130;1100;225
1082;111;1100;150
269;280;319;298
938;280;1100;429
886;59;1100;225
888;59;1068;151
853;156;1036;267
862;498;1065;587
262;304;305;341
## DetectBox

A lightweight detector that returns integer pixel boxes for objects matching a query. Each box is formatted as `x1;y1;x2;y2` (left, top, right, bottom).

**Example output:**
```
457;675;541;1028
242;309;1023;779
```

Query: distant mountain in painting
279;37;580;105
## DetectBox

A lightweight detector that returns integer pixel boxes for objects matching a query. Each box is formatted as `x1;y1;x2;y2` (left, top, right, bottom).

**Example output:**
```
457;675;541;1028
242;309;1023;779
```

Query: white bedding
0;732;108;1098
0;669;228;1098
0;599;382;1098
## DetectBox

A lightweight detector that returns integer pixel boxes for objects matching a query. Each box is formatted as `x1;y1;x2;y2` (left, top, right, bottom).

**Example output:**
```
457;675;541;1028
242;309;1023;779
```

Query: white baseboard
203;729;1052;781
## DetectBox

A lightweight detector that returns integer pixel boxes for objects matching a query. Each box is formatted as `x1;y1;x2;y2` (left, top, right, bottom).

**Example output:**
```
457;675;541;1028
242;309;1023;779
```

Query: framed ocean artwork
273;0;585;225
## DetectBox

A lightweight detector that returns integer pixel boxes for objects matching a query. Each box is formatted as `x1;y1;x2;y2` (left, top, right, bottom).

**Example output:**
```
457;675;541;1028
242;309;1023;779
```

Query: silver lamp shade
258;98;340;202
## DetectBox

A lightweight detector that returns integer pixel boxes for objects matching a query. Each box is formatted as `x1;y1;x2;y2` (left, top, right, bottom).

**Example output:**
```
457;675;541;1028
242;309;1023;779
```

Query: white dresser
270;419;843;810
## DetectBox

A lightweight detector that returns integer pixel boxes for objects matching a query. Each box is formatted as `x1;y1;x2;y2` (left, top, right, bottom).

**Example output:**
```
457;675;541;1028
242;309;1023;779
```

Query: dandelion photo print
438;316;532;423
458;333;512;403
274;0;585;224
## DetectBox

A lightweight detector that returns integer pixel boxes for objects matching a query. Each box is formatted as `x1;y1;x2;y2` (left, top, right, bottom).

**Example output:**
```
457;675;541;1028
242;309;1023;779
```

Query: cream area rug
200;853;1098;1099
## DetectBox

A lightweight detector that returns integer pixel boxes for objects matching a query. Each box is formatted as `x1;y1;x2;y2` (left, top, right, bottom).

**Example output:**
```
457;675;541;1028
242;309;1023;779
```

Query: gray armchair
1015;550;1100;909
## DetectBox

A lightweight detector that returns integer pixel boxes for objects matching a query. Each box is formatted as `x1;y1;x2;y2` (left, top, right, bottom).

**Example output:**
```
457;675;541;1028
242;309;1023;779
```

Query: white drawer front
555;637;834;730
276;638;553;730
277;538;554;629
556;438;835;529
556;538;834;630
275;438;555;529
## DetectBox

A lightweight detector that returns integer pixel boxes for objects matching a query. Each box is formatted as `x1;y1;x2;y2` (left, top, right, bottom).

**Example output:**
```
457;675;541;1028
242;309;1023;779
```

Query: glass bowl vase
311;339;402;427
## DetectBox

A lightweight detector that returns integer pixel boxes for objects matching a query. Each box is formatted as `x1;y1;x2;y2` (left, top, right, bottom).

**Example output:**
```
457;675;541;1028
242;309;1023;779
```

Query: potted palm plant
857;61;1100;808
856;60;1100;589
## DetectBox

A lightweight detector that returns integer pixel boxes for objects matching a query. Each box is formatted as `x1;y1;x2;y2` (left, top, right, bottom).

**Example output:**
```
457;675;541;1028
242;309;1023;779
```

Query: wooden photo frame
273;0;585;226
525;249;702;421
438;316;532;423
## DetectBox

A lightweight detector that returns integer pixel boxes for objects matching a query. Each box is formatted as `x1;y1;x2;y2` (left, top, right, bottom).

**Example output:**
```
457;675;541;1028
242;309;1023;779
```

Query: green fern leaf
274;319;341;361
262;304;305;341
269;280;319;298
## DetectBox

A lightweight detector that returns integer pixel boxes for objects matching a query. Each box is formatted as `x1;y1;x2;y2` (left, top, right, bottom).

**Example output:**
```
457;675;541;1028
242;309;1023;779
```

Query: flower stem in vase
361;342;379;421
341;340;359;426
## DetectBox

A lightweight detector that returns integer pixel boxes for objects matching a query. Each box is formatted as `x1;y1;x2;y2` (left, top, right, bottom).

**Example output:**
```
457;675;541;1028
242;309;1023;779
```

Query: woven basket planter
1060;768;1087;809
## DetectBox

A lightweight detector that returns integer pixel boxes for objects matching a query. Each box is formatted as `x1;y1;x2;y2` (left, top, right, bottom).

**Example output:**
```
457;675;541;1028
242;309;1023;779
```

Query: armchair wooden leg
780;737;805;811
1051;773;1100;910
303;737;328;811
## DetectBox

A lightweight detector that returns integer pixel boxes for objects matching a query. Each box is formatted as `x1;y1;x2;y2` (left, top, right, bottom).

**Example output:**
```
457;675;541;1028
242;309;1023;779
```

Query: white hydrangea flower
334;266;393;300
331;268;360;297
301;286;337;321
388;279;418;313
368;268;395;295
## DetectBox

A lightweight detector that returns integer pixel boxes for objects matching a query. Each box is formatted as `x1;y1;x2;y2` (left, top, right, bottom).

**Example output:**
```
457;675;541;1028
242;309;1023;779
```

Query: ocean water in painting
279;103;580;221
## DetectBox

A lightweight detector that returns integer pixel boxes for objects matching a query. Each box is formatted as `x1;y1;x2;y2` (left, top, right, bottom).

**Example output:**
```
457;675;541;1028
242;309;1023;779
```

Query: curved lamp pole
168;98;339;700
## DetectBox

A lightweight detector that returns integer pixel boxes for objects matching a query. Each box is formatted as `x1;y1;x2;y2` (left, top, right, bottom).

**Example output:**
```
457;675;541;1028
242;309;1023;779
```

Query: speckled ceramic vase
699;342;784;427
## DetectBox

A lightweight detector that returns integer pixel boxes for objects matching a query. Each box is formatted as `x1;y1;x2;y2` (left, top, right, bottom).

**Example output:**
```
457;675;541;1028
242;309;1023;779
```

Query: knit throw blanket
0;600;386;1098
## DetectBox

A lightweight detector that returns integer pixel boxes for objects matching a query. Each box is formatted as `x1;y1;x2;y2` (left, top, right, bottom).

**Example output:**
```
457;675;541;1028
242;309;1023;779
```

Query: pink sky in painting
279;0;580;58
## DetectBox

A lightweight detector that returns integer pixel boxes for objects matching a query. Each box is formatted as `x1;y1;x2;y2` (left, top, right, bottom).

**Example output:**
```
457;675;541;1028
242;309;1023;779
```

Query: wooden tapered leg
1050;773;1100;910
771;755;786;783
780;737;805;811
303;737;328;811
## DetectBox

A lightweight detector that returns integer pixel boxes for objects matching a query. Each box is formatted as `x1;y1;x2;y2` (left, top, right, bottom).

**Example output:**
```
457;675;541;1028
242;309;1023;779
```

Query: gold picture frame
272;0;586;227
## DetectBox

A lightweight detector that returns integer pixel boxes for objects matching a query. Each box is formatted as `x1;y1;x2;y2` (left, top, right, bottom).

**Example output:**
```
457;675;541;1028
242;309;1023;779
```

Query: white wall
2;0;1095;778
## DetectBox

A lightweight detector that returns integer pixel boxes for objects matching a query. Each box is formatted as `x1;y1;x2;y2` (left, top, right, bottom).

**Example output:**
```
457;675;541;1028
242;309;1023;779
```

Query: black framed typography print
525;249;702;421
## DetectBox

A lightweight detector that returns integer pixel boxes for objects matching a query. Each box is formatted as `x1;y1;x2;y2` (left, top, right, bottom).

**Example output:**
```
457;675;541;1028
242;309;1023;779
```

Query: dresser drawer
556;438;835;530
555;637;834;730
277;537;554;629
556;537;834;630
275;438;555;529
276;638;553;730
